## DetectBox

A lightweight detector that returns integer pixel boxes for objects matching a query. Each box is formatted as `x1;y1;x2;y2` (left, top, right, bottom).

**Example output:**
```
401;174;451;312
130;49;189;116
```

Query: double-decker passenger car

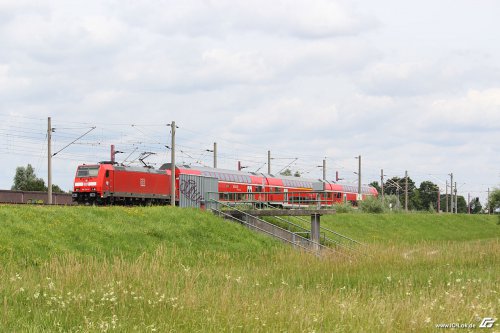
169;164;377;207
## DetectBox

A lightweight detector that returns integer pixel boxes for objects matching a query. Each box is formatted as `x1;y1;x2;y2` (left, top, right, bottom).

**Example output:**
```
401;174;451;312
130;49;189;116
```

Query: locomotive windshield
76;166;100;177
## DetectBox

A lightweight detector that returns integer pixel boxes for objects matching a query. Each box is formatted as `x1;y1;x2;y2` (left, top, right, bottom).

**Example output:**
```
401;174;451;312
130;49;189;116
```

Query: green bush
359;196;385;213
333;202;355;213
381;195;403;213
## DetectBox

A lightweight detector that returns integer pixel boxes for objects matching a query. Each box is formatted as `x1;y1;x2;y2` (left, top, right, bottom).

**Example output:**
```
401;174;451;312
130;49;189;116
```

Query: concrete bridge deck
224;209;336;217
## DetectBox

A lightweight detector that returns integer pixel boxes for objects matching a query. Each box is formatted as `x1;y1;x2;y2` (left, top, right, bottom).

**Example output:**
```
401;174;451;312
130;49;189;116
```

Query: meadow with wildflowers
0;205;498;332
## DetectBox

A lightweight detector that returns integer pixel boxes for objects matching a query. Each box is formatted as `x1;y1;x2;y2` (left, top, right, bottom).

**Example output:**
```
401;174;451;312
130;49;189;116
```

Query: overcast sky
0;0;499;204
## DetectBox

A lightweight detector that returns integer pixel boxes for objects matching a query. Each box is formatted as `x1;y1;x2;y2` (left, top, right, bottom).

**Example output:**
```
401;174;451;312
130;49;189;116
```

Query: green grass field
0;205;498;332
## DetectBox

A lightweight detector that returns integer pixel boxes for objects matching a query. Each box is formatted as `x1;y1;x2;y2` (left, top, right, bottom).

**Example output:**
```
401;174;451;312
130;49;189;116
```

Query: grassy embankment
0;205;498;332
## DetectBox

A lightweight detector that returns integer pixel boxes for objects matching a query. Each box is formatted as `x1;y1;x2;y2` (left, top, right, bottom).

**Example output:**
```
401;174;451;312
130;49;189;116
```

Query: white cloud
230;98;339;132
81;15;127;45
112;0;375;39
0;64;31;91
199;48;274;83
430;89;500;127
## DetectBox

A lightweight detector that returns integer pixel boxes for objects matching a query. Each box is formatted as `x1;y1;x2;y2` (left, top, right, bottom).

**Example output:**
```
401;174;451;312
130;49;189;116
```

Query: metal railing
253;201;367;256
208;199;342;254
204;191;365;256
209;190;342;210
208;199;355;258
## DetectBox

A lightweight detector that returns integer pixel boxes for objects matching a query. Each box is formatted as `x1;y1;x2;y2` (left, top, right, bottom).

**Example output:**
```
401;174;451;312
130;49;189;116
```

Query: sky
0;0;499;205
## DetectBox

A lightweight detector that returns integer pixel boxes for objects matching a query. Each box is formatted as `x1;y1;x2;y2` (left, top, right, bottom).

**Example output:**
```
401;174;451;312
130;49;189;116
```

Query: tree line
370;176;500;214
11;164;64;193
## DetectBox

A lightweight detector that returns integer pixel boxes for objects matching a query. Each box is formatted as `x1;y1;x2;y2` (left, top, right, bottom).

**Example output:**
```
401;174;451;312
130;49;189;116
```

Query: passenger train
72;162;378;206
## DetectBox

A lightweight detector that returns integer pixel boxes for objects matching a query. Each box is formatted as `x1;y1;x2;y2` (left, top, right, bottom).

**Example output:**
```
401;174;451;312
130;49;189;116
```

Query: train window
274;187;280;193
256;186;263;193
77;166;99;177
105;170;109;178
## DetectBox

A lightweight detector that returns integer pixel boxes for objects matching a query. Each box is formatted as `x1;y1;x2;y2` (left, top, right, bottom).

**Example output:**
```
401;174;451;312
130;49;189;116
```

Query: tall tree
456;196;467;213
12;164;46;191
11;164;65;192
488;188;500;213
469;197;482;214
383;177;403;196
409;189;423;211
419;181;439;211
280;169;292;176
369;181;381;194
280;169;301;177
384;176;417;209
51;184;65;193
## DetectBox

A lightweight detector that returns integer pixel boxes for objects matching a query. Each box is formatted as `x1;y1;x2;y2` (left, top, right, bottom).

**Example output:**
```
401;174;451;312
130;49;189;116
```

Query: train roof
78;162;167;175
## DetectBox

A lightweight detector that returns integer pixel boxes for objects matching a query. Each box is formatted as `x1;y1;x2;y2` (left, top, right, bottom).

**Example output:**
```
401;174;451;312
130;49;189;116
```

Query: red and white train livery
72;162;377;206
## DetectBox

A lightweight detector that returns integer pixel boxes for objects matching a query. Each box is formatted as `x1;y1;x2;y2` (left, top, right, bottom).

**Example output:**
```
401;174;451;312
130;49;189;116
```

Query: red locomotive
72;162;378;206
72;162;171;204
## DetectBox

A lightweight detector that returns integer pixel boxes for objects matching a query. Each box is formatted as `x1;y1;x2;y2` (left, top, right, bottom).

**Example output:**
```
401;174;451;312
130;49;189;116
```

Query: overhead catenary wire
0;113;496;201
52;127;97;157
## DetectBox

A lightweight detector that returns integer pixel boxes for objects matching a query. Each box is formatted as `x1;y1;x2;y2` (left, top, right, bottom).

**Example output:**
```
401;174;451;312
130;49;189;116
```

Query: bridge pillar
311;213;321;251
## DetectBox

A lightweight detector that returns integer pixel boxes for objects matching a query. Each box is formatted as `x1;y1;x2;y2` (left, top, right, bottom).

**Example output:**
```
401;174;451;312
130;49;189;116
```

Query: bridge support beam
311;213;321;251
